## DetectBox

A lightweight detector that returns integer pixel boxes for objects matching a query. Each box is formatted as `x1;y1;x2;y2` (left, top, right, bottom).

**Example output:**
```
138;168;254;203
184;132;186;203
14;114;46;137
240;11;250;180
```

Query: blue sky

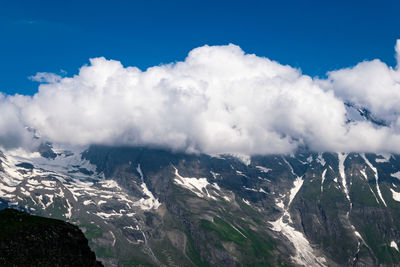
0;0;399;95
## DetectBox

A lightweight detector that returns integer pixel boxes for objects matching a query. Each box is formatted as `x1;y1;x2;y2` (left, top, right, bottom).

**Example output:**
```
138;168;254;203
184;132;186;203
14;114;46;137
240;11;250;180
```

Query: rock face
1;144;400;266
0;208;103;267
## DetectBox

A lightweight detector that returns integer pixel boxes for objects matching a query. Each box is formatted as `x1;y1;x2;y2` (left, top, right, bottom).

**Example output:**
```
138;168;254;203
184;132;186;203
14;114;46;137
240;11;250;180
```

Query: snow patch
27;179;40;185
210;171;220;179
65;199;72;219
321;169;327;193
288;177;303;206
243;186;265;193
256;166;271;173
96;211;123;219
360;169;368;180
45;194;54;207
99;180;121;190
391;171;400;180
235;170;248;178
269;171;325;266
282;157;297;177
41;180;56;187
391;241;399;251
174;167;214;198
362;154;387;207
97;200;106;206
212;183;221;191
1;184;16;193
242;198;251;206
259;188;267;194
338;153;350;203
83;199;95;205
231;224;247;239
135;164;161;210
376;154;392;163
316;153;326;166
360;170;379;204
227;153;251;166
360;169;380;203
20;189;30;197
110;231;116;247
222;196;231;202
390;188;400;202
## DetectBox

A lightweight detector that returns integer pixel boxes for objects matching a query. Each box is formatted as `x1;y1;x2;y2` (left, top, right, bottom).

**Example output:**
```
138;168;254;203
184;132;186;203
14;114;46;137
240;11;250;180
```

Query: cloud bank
2;41;400;155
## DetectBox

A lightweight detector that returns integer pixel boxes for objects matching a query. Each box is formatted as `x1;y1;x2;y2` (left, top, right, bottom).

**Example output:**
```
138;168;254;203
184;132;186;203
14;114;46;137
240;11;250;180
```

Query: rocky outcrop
0;208;103;266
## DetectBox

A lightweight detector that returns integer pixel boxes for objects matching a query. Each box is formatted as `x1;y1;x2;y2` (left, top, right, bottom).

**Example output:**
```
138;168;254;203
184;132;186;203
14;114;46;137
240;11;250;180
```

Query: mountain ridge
1;143;400;266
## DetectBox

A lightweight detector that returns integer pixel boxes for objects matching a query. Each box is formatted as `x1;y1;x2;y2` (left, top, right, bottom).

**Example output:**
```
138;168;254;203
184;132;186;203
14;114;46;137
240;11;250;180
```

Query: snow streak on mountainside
361;154;387;207
338;153;350;203
268;158;326;266
270;175;326;266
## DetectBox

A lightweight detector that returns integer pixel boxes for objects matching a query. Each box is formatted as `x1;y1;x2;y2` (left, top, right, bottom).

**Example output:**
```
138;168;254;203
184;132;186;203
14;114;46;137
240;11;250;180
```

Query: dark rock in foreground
0;208;103;267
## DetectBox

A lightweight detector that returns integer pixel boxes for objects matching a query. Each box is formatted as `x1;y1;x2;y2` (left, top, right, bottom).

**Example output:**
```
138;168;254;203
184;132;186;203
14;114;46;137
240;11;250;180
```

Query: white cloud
1;41;400;155
29;72;62;83
322;58;400;123
0;94;36;149
396;39;400;69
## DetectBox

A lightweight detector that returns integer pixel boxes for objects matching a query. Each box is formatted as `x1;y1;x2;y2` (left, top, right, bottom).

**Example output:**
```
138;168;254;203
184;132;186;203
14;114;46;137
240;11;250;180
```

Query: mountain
0;208;103;266
344;102;388;126
1;142;400;266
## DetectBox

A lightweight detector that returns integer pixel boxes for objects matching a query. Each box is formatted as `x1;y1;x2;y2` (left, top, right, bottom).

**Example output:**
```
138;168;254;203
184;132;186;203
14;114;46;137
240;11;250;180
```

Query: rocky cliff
0;208;103;266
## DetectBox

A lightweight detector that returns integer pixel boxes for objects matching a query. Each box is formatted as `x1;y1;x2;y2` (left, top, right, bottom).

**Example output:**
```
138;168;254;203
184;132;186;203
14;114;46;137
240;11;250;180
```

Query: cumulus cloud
321;55;400;123
396;40;400;69
0;94;36;149
1;41;400;155
29;72;63;83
